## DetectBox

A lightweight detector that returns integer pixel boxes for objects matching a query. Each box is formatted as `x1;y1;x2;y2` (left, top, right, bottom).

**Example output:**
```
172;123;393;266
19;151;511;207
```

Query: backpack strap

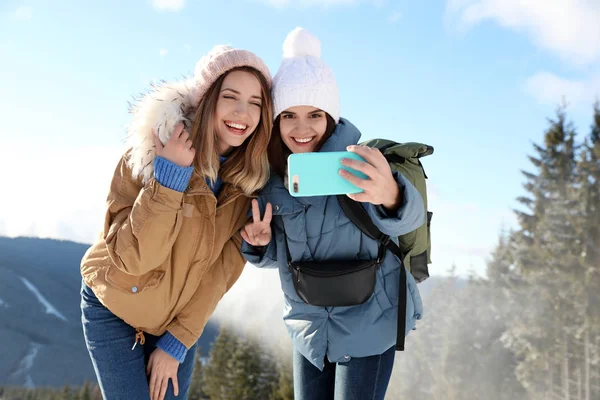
337;195;407;351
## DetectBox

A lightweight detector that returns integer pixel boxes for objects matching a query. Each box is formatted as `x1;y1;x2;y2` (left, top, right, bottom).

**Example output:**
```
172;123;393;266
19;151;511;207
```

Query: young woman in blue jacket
241;27;425;400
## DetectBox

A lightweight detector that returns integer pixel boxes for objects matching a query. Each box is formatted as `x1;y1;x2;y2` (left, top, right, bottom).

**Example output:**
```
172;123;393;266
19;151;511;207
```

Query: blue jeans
80;282;197;400
293;346;396;400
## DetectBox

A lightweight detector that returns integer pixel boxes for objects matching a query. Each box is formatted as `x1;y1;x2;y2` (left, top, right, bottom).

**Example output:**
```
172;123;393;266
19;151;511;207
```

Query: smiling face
278;106;328;154
266;106;337;178
214;69;263;155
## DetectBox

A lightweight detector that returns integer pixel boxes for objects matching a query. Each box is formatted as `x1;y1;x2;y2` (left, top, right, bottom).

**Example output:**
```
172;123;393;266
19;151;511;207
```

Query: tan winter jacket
80;81;252;349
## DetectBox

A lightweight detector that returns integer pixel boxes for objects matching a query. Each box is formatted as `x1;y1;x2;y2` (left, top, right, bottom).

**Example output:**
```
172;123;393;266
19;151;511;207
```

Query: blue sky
1;0;599;277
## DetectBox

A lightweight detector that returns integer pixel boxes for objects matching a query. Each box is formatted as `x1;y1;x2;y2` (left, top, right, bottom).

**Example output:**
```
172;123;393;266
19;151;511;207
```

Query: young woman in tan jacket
80;45;273;400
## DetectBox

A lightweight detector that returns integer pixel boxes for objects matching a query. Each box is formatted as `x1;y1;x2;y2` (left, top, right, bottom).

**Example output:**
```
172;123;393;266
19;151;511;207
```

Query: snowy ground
10;343;42;388
19;277;68;322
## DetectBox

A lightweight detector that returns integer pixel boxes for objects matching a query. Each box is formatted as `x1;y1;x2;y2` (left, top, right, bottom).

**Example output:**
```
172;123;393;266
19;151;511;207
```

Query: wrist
382;185;402;211
156;331;188;363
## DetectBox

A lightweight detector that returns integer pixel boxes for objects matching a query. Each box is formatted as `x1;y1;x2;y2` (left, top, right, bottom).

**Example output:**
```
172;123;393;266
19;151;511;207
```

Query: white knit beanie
272;27;340;123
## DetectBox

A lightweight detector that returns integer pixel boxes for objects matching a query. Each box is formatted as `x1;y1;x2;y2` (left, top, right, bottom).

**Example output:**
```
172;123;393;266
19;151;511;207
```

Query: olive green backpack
334;139;433;351
338;139;433;283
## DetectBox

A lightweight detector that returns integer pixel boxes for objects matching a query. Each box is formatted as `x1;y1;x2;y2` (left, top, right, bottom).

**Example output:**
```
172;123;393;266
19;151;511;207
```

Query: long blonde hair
190;67;272;195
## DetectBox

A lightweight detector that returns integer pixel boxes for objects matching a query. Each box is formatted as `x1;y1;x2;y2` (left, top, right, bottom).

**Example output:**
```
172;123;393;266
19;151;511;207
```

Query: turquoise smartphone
287;151;368;197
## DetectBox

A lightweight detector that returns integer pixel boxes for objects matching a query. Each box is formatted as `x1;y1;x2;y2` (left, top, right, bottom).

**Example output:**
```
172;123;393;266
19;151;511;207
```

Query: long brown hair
190;66;273;195
267;113;337;178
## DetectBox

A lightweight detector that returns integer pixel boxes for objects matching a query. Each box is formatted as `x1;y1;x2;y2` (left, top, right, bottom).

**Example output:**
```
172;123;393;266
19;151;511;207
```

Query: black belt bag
286;241;387;307
286;197;409;352
288;257;382;307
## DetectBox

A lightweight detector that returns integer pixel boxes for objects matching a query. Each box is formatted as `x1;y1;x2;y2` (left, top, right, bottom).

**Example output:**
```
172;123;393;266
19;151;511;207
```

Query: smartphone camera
292;175;300;193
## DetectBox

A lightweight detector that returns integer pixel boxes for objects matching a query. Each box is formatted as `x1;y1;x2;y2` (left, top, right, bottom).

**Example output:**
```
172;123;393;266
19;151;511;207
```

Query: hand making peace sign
240;199;273;247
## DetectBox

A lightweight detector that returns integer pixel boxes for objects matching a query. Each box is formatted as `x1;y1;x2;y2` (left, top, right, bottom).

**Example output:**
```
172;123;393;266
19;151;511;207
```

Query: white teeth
226;121;248;130
294;137;313;143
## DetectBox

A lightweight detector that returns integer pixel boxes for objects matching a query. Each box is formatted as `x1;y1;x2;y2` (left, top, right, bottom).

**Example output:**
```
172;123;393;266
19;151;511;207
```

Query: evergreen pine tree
227;335;278;400
78;381;91;400
188;347;206;400
506;104;584;398
203;327;236;400
60;385;72;400
271;359;294;400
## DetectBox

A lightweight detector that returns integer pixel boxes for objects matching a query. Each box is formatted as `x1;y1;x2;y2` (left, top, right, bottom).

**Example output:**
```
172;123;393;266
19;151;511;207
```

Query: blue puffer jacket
242;118;425;370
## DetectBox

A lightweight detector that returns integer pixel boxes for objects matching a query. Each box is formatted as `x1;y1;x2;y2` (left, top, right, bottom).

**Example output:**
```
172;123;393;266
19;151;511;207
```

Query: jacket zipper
292;260;378;280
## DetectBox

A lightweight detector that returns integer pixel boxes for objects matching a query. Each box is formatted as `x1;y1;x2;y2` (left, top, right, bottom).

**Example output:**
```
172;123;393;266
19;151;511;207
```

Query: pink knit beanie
192;45;272;107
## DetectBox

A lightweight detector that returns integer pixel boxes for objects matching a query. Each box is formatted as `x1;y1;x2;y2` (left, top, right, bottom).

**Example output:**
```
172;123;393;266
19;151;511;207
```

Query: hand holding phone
339;145;402;210
287;151;368;197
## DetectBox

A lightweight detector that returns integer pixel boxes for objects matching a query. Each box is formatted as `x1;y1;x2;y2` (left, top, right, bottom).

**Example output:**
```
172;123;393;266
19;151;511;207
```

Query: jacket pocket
105;266;165;295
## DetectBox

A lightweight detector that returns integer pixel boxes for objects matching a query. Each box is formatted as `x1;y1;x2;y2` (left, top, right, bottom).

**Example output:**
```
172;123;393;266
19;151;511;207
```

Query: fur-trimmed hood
125;79;199;184
124;45;272;185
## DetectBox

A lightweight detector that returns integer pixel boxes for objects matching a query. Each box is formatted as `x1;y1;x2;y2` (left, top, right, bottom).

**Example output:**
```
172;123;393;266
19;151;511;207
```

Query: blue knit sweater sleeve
156;331;188;363
153;156;194;192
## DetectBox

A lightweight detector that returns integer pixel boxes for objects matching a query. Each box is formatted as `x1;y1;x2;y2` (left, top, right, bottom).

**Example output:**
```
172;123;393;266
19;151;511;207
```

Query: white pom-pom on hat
282;27;321;59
